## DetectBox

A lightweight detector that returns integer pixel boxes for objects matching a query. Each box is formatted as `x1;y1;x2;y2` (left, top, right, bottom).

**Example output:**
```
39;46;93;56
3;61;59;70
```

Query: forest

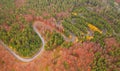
0;0;120;71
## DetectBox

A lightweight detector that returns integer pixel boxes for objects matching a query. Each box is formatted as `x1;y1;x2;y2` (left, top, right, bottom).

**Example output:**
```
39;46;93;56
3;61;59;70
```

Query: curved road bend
0;23;45;62
0;21;76;62
34;21;76;42
62;33;76;42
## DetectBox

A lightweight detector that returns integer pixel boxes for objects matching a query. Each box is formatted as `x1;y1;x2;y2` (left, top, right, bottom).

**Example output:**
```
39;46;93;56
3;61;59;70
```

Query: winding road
0;21;77;62
0;23;45;62
1;21;112;62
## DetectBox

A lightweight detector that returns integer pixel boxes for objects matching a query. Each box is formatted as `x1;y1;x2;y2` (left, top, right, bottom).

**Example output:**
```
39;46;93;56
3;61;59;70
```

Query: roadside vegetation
0;0;120;70
0;0;42;57
45;32;64;50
